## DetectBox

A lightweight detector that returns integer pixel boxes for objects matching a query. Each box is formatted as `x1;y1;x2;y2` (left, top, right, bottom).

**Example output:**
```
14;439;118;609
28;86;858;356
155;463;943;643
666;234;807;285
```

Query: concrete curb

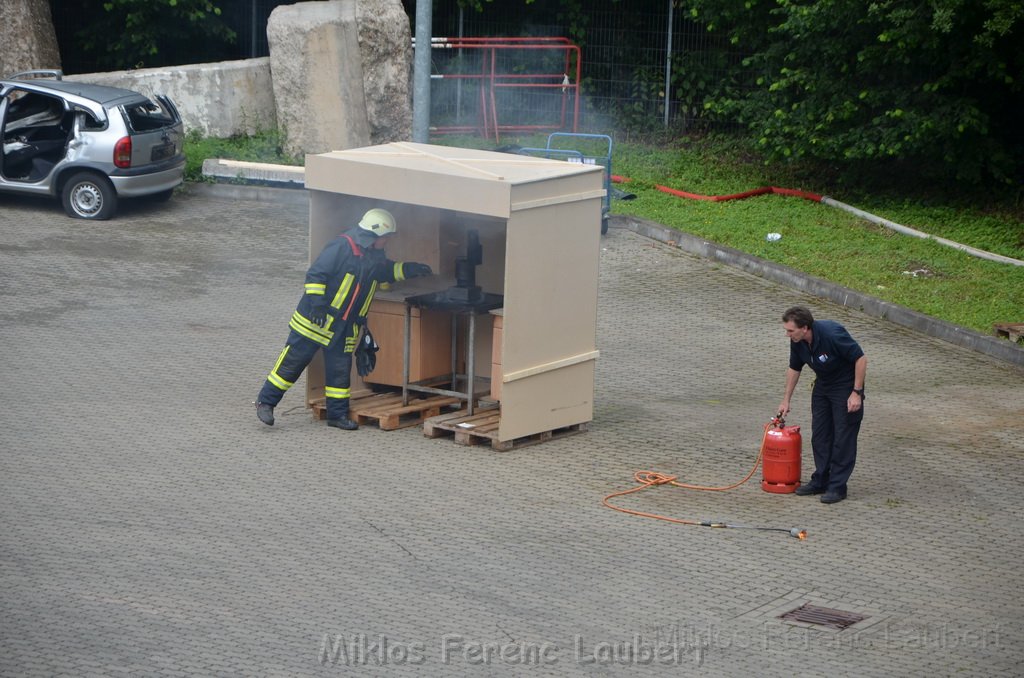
177;180;1024;367
183;181;310;208
200;159;306;190
612;214;1024;367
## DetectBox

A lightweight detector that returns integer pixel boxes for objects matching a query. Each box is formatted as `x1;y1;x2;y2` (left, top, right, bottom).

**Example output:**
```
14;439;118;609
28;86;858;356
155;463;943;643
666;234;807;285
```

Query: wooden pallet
993;322;1024;343
312;392;462;430
423;408;588;451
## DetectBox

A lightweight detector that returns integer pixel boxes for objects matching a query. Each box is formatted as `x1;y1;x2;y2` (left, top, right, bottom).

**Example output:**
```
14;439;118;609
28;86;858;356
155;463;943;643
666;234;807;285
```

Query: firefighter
255;208;432;430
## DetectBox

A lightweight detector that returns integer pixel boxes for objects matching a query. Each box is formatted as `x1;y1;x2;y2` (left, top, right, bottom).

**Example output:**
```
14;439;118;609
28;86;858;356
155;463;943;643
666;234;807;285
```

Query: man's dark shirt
789;320;864;393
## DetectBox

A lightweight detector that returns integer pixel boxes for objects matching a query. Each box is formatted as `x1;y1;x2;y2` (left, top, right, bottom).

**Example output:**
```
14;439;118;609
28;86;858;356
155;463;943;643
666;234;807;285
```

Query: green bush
182;129;300;182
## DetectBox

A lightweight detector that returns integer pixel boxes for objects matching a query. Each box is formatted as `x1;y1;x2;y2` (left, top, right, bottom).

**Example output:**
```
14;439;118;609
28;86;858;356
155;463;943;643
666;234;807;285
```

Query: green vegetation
684;0;1023;185
182;129;299;182
52;1;1021;183
184;130;1024;336
608;135;1023;335
71;0;236;71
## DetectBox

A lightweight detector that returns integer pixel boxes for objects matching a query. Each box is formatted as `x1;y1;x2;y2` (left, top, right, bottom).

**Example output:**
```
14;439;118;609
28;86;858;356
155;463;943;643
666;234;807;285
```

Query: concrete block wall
68;58;276;138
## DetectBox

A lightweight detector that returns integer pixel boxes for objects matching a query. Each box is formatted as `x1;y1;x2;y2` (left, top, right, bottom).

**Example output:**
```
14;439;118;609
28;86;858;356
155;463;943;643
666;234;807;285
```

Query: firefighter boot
327;401;359;430
256;402;275;426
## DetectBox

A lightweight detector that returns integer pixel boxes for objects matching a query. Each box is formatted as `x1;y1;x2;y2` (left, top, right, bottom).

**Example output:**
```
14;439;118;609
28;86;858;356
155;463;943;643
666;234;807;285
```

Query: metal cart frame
518;132;613;234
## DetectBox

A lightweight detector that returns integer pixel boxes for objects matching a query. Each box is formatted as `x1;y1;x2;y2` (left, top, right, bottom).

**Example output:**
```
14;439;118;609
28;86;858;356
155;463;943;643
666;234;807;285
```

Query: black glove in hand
404;262;433;278
307;296;328;327
355;329;379;377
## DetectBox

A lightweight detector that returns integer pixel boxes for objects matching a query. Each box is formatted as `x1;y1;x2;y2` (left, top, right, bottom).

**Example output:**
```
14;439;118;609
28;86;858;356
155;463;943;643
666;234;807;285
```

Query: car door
0;86;73;186
0;83;10;183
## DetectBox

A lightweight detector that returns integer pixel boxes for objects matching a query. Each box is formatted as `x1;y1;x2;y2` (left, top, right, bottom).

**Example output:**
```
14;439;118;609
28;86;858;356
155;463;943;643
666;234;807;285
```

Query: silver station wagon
1;70;185;220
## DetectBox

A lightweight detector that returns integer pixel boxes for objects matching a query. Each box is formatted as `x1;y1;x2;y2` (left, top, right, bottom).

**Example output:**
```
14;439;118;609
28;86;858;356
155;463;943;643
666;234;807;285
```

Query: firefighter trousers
257;324;359;421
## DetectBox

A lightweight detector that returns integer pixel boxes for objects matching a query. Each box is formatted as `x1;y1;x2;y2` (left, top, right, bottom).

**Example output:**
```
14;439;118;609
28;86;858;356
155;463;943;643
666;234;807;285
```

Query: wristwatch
852;388;865;397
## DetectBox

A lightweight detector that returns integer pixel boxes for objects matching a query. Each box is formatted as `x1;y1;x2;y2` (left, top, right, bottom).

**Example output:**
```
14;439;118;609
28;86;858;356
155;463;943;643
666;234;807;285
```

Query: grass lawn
608;138;1023;335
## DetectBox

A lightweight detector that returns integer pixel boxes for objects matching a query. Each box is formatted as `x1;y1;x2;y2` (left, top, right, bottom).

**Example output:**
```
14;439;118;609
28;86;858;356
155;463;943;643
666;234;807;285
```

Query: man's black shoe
327;417;359;430
794;484;824;496
821;491;847;504
256;402;275;426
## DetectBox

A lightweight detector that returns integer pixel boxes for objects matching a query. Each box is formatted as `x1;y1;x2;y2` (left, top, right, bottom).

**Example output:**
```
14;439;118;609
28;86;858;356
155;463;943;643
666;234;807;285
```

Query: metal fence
50;0;742;138
429;0;743;137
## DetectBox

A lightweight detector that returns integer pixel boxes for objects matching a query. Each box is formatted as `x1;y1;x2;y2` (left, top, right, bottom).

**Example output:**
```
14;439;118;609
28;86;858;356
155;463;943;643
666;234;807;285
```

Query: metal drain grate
778;604;868;630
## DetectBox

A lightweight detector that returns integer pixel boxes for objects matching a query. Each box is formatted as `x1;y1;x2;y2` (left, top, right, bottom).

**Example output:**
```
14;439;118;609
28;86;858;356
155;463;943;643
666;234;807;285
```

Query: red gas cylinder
762;417;801;493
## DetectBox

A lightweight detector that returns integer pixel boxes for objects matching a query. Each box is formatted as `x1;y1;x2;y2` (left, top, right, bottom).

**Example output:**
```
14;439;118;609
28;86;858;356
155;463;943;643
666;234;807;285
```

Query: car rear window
123;99;176;133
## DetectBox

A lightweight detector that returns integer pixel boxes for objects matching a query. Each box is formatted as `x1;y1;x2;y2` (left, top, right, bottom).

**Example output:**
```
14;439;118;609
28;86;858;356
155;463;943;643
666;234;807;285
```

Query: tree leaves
74;0;235;71
687;0;1023;184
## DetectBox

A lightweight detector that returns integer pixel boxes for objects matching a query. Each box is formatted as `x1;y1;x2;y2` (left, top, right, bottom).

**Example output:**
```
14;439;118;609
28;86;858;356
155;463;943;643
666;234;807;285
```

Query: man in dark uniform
778;306;867;504
255;208;432;430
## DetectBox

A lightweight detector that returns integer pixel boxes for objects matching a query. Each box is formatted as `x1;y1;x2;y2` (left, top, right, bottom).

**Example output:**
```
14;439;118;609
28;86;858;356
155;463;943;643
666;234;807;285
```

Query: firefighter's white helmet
358;208;397;236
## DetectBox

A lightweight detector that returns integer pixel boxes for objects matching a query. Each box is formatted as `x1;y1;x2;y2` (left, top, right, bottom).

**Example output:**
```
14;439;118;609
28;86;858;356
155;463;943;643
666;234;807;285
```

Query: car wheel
62;171;118;220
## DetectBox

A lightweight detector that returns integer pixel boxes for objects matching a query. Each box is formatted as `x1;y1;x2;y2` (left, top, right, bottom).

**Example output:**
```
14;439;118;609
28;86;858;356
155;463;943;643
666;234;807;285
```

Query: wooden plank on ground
993;322;1024;343
355;395;463;431
423;409;589;451
313;392;462;430
422;406;499;437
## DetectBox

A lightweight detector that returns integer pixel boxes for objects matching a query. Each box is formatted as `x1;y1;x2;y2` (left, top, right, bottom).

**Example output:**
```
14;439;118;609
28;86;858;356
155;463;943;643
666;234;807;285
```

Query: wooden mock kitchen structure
303;142;604;443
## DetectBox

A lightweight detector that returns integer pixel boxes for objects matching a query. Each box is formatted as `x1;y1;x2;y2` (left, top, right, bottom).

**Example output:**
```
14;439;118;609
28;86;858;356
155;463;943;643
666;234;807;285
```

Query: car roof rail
7;69;64;81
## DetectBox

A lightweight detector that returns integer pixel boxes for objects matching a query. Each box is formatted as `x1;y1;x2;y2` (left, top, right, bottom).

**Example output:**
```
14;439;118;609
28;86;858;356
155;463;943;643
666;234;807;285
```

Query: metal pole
403;304;412;405
467;313;476;415
450;314;457;390
664;0;674;128
456;6;464;123
251;0;257;58
412;0;433;142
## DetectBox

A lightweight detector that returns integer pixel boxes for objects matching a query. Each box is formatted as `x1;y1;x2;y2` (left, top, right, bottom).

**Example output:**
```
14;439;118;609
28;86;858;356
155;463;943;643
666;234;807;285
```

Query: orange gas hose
602;424;807;539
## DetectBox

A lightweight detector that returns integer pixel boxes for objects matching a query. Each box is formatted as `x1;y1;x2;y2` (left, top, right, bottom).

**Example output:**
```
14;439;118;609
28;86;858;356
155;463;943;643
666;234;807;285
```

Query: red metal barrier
417;37;581;141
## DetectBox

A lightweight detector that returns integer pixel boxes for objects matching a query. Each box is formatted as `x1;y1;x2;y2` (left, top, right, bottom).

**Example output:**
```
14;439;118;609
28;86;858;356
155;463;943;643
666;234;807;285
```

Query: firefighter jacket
289;230;415;348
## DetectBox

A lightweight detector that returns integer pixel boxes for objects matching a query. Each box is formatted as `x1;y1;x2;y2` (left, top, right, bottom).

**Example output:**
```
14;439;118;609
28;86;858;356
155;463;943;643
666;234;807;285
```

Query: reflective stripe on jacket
290;230;414;346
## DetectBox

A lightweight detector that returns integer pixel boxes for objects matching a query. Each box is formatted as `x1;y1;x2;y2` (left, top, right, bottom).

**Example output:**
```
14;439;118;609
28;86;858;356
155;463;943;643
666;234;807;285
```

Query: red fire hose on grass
610;175;1024;267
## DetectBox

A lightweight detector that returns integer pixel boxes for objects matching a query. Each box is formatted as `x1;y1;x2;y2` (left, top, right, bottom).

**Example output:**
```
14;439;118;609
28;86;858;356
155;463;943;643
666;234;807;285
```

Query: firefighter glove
355;329;379;377
308;296;329;327
404;262;433;278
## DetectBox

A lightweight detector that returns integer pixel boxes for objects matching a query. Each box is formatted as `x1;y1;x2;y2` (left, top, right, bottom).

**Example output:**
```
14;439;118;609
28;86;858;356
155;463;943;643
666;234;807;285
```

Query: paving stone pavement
1;187;1021;677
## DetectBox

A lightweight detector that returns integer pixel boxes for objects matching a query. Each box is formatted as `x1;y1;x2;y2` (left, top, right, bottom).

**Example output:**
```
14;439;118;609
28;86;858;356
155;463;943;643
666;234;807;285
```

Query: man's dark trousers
809;387;864;495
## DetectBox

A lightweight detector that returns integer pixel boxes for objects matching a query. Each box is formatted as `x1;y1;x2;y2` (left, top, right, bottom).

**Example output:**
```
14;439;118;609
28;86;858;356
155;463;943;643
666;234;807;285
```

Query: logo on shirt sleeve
817;353;829;363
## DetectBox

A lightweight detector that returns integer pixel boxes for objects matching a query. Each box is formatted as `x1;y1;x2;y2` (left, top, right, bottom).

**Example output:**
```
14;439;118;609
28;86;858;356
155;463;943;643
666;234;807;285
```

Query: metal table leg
401;305;493;415
467;312;476;415
450;313;458;390
402;302;411;406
